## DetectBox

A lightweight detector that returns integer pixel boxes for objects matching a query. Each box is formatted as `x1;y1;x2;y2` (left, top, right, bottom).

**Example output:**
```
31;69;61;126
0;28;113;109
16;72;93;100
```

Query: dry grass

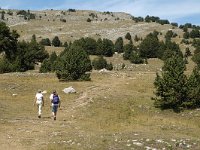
1;57;200;150
6;9;183;44
1;9;200;150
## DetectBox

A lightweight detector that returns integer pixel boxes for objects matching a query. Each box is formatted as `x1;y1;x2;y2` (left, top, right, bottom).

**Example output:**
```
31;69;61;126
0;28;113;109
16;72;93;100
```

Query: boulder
63;86;76;94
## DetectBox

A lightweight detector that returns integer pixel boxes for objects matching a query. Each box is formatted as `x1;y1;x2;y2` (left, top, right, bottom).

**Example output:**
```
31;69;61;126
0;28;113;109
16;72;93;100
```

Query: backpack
52;94;59;104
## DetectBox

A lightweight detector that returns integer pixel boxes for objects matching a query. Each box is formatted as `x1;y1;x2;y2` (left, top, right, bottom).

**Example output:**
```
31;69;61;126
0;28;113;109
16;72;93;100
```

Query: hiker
50;90;61;120
34;90;44;118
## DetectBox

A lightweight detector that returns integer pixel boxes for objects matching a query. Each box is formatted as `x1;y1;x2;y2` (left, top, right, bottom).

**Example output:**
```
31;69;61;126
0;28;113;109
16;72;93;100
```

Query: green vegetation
16;10;36;20
39;38;51;46
114;37;123;53
68;8;76;12
40;51;57;73
92;56;113;70
153;54;200;111
52;36;62;47
55;44;92;81
125;32;131;40
2;9;200;149
0;22;48;73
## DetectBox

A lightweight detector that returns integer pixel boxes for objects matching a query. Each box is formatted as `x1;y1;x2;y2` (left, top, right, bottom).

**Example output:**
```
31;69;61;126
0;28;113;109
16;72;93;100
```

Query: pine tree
153;55;188;111
92;56;107;70
129;51;144;64
55;45;92;81
101;38;114;57
114;37;123;53
0;22;19;60
96;38;103;55
40;59;51;73
139;33;160;58
84;37;97;55
125;32;131;40
52;36;62;47
123;42;135;60
40;51;57;73
185;67;200;108
39;38;51;46
31;34;37;43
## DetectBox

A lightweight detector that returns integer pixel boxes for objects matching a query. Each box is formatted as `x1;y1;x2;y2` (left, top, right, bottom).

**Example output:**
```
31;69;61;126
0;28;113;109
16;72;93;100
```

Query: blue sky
0;0;200;25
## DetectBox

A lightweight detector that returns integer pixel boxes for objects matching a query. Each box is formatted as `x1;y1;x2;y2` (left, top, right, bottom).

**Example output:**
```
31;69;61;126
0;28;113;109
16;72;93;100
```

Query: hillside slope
1;9;183;44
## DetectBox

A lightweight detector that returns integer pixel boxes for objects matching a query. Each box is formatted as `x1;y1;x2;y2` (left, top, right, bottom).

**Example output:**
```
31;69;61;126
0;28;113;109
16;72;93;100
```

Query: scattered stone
63;86;76;94
132;142;143;146
99;68;109;73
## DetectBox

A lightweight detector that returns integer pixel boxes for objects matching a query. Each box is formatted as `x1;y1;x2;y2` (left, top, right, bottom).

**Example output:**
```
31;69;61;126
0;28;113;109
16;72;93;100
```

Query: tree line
1;19;200;111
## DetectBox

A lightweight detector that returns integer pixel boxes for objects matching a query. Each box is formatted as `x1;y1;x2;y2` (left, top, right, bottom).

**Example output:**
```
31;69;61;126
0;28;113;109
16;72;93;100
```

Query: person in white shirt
34;90;44;118
49;90;61;120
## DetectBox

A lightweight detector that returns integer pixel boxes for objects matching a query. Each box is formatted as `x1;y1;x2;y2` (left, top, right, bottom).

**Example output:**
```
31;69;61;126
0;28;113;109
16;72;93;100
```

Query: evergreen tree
0;23;48;73
153;55;188;111
0;58;12;73
39;38;51;46
101;38;114;57
185;67;200;108
123;42;133;60
184;47;191;57
139;33;160;58
165;30;177;40
63;41;68;48
92;56;113;70
55;45;92;81
106;62;113;70
96;38;103;55
40;58;51;73
192;52;200;69
134;35;140;42
52;36;62;47
129;51;144;64
190;29;200;38
40;51;57;73
157;41;166;59
31;34;37;43
0;22;19;60
183;32;190;39
162;40;182;61
125;32;131;40
28;41;49;63
84;37;97;55
114;37;123;53
16;41;49;71
92;56;107;70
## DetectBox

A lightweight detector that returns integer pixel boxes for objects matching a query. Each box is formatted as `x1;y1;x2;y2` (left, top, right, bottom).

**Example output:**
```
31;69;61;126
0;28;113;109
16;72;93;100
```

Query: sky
0;0;200;25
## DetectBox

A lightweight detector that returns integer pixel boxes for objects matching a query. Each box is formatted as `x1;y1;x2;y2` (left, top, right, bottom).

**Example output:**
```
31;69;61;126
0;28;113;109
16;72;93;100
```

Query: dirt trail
1;72;200;149
0;85;99;150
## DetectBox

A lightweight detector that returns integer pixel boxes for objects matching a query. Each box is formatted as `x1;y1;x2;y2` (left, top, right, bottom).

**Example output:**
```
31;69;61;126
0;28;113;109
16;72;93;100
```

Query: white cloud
105;0;200;21
95;0;200;24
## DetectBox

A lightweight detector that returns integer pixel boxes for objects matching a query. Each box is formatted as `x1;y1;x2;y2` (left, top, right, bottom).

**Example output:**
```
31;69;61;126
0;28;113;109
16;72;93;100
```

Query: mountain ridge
0;8;180;43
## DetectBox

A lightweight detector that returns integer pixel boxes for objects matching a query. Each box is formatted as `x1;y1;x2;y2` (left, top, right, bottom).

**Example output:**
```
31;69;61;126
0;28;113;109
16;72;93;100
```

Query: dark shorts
52;105;59;113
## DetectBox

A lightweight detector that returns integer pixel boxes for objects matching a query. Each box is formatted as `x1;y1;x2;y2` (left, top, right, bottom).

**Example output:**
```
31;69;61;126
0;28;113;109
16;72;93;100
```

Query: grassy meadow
1;8;200;150
1;56;200;150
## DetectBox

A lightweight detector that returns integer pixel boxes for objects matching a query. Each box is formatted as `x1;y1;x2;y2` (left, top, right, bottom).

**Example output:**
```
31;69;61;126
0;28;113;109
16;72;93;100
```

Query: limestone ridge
0;9;176;42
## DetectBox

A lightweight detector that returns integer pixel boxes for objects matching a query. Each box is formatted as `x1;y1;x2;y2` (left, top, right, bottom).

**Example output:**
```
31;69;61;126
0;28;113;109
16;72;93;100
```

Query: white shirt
36;93;43;102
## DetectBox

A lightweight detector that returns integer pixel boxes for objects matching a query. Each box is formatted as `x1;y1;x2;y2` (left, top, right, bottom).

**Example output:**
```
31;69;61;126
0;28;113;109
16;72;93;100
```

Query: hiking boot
38;115;41;118
54;117;56;120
